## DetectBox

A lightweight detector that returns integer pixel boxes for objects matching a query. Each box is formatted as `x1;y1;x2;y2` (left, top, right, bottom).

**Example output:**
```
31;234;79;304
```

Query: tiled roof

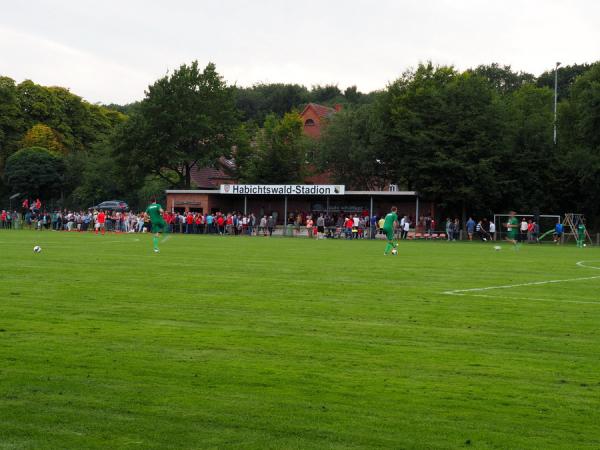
190;160;236;189
300;103;337;119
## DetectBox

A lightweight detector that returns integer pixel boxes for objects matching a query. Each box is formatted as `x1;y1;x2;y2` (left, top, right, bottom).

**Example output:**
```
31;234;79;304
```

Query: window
304;119;315;127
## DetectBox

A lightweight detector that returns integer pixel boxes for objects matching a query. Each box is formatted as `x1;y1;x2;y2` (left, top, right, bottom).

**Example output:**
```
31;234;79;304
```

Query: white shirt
489;223;496;233
403;222;410;231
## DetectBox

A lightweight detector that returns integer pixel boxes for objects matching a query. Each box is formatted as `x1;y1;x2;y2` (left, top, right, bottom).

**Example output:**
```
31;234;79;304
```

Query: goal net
493;214;561;242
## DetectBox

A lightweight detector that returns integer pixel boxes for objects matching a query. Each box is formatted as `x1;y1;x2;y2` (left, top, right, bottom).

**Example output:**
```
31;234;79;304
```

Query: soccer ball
33;245;42;253
391;248;398;255
583;244;587;247
494;245;502;251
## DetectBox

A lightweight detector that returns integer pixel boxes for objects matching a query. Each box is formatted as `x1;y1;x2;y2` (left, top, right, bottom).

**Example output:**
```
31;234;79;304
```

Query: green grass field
1;230;600;449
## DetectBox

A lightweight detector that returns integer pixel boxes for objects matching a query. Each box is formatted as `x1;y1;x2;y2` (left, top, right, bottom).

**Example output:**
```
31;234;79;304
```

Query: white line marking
442;260;600;301
443;275;600;296
448;293;600;305
576;260;600;270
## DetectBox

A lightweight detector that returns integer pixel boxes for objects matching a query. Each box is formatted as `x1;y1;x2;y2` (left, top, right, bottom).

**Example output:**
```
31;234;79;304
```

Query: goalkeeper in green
383;206;399;256
146;198;167;253
577;219;587;248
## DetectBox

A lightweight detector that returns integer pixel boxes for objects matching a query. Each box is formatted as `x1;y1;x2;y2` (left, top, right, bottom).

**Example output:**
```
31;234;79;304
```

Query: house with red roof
300;103;341;183
189;156;236;189
299;103;341;139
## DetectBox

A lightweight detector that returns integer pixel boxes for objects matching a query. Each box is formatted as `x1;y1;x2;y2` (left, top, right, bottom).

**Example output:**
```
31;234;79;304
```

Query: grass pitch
1;231;600;449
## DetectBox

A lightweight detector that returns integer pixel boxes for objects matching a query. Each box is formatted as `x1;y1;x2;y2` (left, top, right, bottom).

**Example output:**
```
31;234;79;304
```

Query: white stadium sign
219;184;345;195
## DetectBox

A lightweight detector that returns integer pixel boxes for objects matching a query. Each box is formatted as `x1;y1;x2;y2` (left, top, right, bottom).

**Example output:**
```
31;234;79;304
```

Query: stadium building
165;184;432;225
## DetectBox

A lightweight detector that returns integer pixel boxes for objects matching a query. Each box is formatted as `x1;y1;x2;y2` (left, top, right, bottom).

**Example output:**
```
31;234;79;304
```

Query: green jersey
577;223;586;236
507;217;518;238
146;203;164;223
383;212;398;230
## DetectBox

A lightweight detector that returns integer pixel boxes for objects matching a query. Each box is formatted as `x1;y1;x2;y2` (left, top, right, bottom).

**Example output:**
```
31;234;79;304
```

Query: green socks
153;236;159;250
384;242;392;254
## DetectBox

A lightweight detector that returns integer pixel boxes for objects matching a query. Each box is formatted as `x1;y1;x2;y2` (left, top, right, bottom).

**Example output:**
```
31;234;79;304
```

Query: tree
471;63;535;94
236;83;309;124
537;63;592;102
556;63;600;225
0;77;25;166
240;112;308;183
21;124;64;154
502;84;556;212
376;64;510;218
16;80;125;154
115;61;238;189
309;84;343;104
4;147;64;200
318;104;387;189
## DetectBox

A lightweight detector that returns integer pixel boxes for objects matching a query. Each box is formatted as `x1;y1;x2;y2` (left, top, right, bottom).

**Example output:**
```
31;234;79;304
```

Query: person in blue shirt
466;217;476;241
553;221;563;244
206;213;214;233
370;215;378;239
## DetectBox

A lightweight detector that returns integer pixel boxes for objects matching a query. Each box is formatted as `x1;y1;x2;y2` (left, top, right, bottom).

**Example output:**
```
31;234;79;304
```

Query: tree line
0;61;598;227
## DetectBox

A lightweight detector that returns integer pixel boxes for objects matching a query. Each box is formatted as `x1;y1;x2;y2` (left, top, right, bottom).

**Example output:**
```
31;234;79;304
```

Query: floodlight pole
553;61;561;145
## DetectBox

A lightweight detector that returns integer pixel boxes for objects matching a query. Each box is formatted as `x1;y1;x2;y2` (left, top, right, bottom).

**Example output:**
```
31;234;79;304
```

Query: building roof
166;189;418;197
189;157;236;189
299;103;337;119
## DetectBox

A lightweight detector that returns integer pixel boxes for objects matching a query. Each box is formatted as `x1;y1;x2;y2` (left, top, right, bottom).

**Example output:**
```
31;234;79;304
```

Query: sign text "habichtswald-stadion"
219;185;345;195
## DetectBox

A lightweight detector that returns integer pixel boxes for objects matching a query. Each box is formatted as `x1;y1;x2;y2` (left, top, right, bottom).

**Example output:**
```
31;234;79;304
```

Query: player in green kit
145;198;166;253
576;218;587;248
383;206;399;256
504;211;519;245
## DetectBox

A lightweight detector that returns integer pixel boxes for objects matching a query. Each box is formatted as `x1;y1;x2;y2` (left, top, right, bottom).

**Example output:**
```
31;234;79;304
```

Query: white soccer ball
33;245;42;253
583;244;587;247
391;248;398;255
494;245;502;251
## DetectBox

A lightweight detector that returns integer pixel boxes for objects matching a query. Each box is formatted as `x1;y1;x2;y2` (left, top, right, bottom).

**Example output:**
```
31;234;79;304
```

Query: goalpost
493;213;561;242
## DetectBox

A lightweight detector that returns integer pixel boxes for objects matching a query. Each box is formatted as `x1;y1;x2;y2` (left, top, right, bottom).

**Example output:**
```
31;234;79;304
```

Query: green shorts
151;220;167;233
383;227;394;241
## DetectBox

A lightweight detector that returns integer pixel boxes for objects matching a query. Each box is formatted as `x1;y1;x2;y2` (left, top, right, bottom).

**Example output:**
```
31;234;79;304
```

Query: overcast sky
1;0;598;104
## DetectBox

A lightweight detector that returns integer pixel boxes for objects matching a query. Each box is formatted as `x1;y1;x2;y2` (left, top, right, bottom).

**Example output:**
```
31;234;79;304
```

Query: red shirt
97;212;106;224
186;215;193;224
217;216;225;226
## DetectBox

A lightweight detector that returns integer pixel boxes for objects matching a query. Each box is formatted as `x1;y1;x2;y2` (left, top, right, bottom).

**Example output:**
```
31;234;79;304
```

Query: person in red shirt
217;214;225;235
344;216;354;239
96;210;106;235
185;212;194;234
195;214;202;234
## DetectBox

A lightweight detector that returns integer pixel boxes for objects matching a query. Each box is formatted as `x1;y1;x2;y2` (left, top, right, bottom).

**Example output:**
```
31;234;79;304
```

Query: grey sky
1;0;598;104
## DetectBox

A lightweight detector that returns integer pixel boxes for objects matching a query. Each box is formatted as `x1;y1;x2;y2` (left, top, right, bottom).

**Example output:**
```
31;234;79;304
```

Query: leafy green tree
21;124;64;154
67;139;122;208
376;64;511;218
502;84;556;211
309;84;343;104
236;83;309;124
537;63;593;102
472;64;535;94
241;112;307;183
318;105;387;189
4;147;64;200
0;77;25;166
556;63;600;224
115;61;238;189
16;80;125;154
